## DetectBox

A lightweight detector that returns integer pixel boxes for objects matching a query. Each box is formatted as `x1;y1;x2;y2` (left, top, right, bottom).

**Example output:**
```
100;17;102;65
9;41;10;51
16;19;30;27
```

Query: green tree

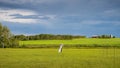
0;23;18;48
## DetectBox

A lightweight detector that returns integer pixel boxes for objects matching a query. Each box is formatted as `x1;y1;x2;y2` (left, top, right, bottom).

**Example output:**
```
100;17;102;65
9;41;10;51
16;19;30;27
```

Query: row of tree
0;22;117;48
0;23;86;48
14;34;86;41
91;35;116;38
0;23;18;48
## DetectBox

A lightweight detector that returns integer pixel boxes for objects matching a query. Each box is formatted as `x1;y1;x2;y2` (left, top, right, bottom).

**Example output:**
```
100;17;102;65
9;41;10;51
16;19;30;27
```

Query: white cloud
0;8;39;23
45;15;56;19
0;8;57;24
80;20;120;26
81;20;103;25
38;15;56;20
103;9;120;17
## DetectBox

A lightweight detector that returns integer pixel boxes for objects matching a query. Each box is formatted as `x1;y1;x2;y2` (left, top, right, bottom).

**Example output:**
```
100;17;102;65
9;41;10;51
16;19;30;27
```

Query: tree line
14;34;86;41
91;35;116;38
0;23;86;48
0;22;117;48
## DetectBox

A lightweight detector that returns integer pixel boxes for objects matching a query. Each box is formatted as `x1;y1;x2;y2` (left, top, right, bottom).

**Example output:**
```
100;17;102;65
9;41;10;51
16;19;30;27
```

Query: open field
19;38;120;48
0;48;120;68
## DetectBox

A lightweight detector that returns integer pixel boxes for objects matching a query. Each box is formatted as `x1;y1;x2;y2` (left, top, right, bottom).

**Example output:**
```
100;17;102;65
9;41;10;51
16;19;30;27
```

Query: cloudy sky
0;0;120;37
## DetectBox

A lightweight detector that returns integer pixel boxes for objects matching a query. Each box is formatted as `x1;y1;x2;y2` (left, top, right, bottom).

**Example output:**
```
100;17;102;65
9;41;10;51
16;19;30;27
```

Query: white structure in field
58;44;63;53
110;34;113;38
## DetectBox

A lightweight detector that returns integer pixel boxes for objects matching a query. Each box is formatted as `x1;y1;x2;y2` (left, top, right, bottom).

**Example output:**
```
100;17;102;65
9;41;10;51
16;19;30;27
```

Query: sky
0;0;120;37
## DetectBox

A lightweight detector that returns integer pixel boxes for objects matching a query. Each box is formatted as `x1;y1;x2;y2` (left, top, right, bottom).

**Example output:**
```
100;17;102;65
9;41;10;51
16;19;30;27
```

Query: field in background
0;48;120;68
19;38;120;48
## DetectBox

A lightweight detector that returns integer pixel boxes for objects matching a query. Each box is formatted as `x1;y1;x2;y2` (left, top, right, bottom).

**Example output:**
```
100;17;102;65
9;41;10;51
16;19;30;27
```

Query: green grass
19;38;120;48
0;48;120;68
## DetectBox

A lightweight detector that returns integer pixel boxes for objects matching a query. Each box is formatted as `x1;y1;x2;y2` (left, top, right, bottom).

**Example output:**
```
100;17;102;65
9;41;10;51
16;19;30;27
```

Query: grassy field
0;48;120;68
19;38;120;48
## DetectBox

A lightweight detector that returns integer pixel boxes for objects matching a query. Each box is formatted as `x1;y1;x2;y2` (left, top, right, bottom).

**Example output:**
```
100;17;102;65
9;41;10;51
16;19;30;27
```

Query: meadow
0;48;120;68
1;38;120;68
19;38;120;48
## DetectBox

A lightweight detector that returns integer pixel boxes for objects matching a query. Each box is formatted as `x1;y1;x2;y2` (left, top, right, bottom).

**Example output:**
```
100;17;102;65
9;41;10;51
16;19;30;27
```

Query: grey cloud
10;14;50;20
1;0;120;16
